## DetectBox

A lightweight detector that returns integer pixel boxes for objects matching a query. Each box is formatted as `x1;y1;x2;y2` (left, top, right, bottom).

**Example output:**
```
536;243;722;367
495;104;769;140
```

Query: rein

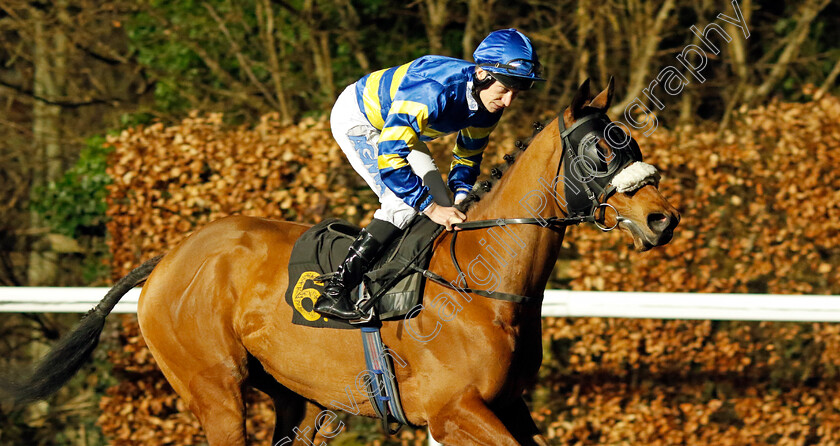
431;211;620;304
417;111;643;305
425;216;596;305
357;216;598;313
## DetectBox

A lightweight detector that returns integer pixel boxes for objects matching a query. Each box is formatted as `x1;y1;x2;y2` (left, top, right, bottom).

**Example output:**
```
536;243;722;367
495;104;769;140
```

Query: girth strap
360;326;409;434
452;215;594;230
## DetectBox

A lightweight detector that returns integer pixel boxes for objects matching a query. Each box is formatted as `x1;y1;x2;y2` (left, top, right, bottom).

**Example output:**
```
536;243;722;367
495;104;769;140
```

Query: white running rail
2;288;840;322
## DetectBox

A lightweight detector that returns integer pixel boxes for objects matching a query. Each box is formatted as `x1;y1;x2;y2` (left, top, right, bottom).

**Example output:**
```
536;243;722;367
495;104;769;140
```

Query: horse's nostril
669;213;680;230
647;213;670;233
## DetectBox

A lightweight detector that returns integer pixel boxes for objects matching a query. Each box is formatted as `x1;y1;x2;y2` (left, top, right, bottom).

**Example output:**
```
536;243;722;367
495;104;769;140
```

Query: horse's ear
569;78;591;119
589;76;614;111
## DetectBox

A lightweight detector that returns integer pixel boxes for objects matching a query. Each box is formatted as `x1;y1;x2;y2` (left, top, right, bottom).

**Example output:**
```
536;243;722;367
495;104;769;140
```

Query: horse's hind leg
192;381;247;445
247;355;322;445
140;306;249;444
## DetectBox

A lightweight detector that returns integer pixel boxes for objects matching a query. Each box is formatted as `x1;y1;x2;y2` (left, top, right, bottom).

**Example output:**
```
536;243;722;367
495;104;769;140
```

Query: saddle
284;215;442;329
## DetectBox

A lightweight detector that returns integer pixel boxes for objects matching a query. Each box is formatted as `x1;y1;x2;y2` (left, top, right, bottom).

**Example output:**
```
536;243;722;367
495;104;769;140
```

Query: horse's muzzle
619;211;680;251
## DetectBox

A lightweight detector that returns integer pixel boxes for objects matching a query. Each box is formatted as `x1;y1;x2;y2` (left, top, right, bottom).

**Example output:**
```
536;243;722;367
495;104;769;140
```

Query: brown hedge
102;94;840;444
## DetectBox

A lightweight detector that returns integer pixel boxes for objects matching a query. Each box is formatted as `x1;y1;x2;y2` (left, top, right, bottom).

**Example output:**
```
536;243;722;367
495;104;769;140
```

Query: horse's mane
457;120;548;212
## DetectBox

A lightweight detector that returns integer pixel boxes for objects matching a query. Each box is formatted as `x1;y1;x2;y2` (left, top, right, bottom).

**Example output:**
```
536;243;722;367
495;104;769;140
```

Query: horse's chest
468;315;543;398
495;315;541;365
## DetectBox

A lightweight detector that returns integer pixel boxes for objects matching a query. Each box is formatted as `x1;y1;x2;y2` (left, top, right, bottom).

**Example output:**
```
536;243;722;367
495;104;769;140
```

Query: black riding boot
314;229;383;320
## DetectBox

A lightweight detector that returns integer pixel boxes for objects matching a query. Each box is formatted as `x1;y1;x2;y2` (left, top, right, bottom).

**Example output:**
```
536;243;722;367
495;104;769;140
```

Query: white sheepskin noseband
611;162;659;193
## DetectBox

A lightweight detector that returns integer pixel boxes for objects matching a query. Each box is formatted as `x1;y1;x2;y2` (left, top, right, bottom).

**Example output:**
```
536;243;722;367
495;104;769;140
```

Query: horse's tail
0;255;163;404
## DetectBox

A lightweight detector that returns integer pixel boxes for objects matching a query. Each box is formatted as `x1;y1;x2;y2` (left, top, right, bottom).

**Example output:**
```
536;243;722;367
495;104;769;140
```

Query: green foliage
126;0;305;118
119;111;156;128
127;3;214;114
30;136;113;239
28;135;114;284
115;0;840;128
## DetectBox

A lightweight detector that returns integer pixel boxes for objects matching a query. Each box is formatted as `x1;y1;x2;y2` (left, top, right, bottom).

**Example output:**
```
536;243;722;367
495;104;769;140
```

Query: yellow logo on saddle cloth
292;271;324;321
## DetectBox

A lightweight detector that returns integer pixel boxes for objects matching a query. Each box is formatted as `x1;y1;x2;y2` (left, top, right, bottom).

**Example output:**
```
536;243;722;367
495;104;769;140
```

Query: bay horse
2;79;679;445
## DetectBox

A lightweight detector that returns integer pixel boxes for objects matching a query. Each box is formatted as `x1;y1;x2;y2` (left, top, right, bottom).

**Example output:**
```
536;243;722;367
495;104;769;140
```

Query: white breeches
330;84;452;229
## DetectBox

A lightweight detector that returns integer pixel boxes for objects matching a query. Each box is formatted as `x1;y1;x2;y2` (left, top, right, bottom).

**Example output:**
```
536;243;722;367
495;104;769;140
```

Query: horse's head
560;78;680;251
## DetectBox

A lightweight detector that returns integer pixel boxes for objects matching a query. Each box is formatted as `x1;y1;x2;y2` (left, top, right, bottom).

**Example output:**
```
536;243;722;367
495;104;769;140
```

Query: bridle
558;112;643;228
455;111;644;233
417;112;645;304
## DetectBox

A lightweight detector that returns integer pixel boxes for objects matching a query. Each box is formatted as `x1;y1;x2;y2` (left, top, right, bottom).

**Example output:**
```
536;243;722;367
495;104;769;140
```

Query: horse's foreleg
269;397;322;446
428;386;521;446
495;396;548;446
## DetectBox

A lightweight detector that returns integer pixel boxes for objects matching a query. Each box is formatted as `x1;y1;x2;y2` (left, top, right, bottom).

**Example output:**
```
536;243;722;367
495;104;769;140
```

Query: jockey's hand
423;202;466;231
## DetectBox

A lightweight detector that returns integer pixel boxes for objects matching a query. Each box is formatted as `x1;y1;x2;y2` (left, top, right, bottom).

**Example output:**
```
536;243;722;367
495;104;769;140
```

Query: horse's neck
460;118;566;298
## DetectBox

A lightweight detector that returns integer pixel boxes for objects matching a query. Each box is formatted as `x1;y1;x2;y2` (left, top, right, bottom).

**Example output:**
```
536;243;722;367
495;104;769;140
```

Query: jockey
315;28;544;320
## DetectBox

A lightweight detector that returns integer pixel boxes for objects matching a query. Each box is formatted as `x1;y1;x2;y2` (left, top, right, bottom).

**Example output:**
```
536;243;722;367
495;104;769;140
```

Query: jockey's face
476;68;519;113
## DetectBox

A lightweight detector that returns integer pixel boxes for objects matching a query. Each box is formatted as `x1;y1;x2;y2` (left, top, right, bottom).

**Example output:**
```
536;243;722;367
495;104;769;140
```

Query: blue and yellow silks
353;56;501;211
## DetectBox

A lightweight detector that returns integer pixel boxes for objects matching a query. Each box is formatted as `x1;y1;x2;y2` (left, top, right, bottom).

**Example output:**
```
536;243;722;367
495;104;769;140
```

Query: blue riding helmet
473;28;545;91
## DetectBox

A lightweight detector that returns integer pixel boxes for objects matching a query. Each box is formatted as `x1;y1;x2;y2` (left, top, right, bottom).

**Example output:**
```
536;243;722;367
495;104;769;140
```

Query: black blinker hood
559;113;643;216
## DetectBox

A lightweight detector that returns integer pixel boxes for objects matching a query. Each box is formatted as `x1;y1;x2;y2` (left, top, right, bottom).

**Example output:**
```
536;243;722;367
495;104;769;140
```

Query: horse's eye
580;133;604;160
605;126;631;150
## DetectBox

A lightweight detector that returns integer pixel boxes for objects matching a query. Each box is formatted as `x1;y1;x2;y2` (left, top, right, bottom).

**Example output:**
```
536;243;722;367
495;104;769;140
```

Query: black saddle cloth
284;215;443;329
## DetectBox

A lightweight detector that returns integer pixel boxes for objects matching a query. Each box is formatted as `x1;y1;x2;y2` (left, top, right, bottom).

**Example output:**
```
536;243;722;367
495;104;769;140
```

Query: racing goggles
478;58;542;78
478;58;542;91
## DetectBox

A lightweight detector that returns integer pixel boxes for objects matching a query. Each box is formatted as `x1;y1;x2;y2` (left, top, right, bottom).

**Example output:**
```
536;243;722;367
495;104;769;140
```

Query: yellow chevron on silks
380;126;419;146
461;124;497;140
378;153;409;170
390;63;411;99
453;143;486;159
451;157;478;169
389;100;429;129
362;69;387;129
